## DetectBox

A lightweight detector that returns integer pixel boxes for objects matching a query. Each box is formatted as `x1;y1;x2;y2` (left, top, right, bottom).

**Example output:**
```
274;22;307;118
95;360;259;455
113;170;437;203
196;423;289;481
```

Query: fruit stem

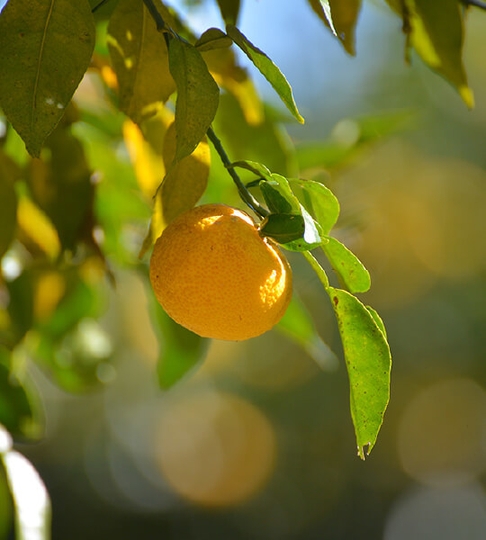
206;127;269;219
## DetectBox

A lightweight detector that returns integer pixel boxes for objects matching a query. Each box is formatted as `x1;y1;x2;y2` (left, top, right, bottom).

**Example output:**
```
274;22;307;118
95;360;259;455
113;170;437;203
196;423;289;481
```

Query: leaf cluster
0;2;481;514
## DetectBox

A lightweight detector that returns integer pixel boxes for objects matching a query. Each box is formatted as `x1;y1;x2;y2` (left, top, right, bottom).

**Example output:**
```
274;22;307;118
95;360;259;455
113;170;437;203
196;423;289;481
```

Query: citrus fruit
149;203;292;341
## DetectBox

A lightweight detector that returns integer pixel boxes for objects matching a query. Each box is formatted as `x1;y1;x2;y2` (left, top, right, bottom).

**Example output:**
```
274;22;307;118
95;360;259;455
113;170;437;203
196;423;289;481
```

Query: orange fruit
149;204;292;341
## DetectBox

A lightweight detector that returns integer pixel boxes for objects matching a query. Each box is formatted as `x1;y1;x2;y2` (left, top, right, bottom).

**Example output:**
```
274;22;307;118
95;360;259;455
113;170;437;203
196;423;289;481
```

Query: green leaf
322;236;371;293
216;0;241;25
34;319;114;394
107;0;176;124
289;178;340;235
307;0;361;55
2;444;51;540
277;295;338;370
0;0;96;156
365;305;387;338
260;213;305;244
26;124;93;251
388;0;473;107
232;159;272;180
150;294;209;389
5;272;34;349
168;38;220;161
226;25;304;124
0;152;18;259
281;208;324;251
260;173;300;214
196;28;233;52
0;354;42;440
328;287;391;459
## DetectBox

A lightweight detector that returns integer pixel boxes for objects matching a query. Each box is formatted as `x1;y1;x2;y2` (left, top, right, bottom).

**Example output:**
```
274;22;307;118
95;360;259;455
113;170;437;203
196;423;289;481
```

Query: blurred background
5;0;486;538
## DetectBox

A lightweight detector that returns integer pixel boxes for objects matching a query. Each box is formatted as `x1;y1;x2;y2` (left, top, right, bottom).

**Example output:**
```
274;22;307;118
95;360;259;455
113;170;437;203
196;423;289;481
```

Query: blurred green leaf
150;293;209;389
212;93;297;177
26;124;94;252
216;0;240;25
0;352;41;440
290;178;340;235
5;273;34;349
226;25;304;124
0;152;18;259
0;0;95;156
196;28;233;51
277;295;338;370
168;38;219;161
307;0;361;55
322;236;371;293
295;112;412;171
2;446;51;540
328;287;391;459
34;318;113;394
107;0;176;124
388;0;473;107
30;268;110;393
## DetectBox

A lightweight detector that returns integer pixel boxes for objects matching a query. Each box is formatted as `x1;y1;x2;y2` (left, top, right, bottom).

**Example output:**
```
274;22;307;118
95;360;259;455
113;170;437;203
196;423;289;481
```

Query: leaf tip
357;441;373;460
460;85;474;109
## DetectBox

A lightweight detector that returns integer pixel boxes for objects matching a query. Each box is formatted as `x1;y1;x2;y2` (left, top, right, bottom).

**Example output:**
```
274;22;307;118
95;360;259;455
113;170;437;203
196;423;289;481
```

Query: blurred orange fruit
149;203;292;340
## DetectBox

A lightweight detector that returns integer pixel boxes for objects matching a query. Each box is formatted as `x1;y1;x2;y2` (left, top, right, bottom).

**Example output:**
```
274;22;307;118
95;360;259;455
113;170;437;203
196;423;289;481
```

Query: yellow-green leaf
388;0;473;107
216;0;241;25
158;122;210;228
307;0;361;55
26;126;93;251
328;287;391;459
0;0;95;156
322;236;371;293
107;0;176;124
196;28;233;52
168;38;220;161
226;25;304;124
17;195;61;260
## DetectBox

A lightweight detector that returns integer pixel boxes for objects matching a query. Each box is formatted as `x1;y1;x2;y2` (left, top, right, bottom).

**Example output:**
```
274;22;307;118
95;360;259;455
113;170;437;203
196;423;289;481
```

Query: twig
206;128;269;219
142;0;172;34
142;0;269;220
91;0;111;13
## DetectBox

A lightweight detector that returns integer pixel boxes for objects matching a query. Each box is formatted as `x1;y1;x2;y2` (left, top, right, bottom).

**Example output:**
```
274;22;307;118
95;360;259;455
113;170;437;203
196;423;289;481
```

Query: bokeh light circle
398;378;486;486
154;389;276;507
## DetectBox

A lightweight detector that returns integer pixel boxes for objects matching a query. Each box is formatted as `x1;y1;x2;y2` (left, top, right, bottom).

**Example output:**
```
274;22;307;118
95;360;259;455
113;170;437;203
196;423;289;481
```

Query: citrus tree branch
91;0;111;13
142;0;269;220
206;128;269;219
142;0;172;33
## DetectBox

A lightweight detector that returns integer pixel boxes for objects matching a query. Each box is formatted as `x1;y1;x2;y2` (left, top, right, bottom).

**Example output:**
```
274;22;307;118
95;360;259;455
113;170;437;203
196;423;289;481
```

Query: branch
460;0;486;9
91;0;111;13
142;0;269;220
206;128;269;219
142;0;170;31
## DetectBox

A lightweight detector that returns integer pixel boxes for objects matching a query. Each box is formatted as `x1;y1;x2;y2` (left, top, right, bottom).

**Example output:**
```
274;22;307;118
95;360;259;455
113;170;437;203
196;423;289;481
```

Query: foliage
0;0;482;536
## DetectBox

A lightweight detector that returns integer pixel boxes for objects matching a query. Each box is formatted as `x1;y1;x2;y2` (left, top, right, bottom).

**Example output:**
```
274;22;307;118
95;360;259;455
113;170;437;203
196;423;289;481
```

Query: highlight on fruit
149;203;292;341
